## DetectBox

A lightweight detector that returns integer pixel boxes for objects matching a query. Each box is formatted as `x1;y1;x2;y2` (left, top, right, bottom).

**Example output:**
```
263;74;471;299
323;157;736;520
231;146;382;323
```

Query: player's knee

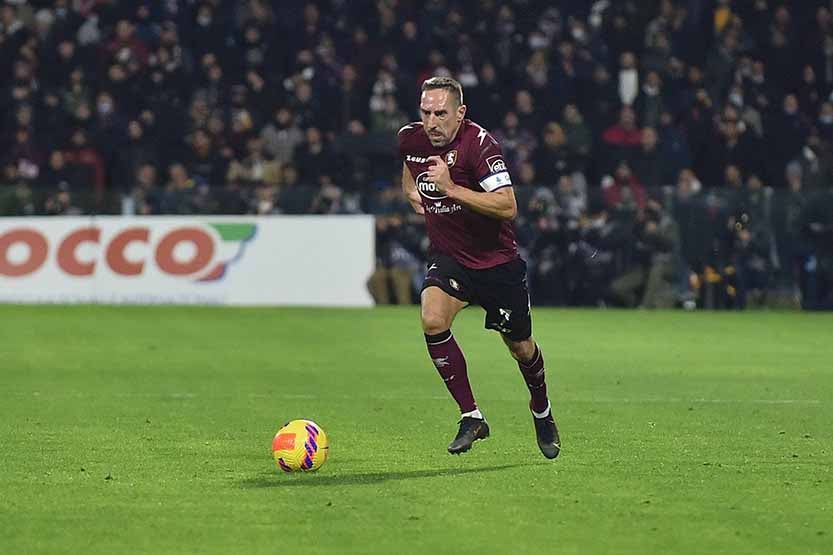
506;336;536;362
421;309;450;335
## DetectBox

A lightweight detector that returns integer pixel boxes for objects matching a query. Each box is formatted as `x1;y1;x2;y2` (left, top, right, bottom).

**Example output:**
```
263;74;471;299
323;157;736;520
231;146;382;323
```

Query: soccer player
398;76;560;458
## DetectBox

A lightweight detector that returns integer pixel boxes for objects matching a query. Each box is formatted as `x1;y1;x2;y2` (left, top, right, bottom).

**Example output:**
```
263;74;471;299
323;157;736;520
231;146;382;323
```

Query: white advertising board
0;216;375;306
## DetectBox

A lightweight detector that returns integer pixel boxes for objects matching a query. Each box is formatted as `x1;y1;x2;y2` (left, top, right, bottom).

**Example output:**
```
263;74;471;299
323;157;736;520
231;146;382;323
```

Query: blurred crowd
1;0;832;308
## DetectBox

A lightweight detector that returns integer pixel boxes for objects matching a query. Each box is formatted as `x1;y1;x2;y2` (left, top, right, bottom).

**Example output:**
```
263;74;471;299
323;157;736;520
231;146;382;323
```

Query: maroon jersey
398;119;519;269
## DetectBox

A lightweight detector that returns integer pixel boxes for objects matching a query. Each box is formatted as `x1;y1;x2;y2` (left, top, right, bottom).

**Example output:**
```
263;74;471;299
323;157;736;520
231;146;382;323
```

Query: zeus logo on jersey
406;154;429;163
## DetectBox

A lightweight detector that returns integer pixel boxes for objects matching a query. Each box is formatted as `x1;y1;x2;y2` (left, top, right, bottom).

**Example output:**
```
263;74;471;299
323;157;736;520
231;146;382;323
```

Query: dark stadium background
1;0;832;309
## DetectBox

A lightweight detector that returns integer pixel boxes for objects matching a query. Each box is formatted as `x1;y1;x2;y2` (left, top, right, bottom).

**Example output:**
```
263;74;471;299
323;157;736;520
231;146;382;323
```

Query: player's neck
450;120;464;143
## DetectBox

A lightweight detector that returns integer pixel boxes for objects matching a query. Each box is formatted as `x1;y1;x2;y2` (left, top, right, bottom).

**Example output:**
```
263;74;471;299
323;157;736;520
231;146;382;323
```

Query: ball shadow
240;462;544;488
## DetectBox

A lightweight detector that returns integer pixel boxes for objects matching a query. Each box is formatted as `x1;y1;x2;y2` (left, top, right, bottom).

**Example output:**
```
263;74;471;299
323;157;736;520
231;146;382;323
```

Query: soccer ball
272;419;329;472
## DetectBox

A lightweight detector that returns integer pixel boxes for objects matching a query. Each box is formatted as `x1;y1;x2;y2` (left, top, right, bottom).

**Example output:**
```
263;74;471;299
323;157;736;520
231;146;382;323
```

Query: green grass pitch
1;305;831;554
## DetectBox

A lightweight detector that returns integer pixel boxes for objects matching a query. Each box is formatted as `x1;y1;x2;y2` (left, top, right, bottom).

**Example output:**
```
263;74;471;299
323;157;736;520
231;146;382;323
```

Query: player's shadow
240;463;537;488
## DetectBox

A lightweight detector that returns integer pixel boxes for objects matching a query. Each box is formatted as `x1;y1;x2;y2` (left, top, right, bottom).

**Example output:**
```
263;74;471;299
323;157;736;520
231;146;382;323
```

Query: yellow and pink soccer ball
272;419;329;472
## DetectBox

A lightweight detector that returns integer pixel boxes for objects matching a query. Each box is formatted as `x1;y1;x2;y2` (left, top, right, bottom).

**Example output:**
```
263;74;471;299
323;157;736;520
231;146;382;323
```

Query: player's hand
427;156;456;196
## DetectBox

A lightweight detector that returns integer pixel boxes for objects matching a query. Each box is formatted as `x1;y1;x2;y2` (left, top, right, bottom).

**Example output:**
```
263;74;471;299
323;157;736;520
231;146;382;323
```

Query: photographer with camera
610;199;681;308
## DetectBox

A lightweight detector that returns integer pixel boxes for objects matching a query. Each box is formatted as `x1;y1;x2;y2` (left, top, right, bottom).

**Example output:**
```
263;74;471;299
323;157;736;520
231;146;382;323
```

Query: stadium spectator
369;95;408;135
293;126;333;186
534;122;582;187
768;94;811;173
797;131;833;191
801;186;833;309
582;65;620;133
633;71;665;128
44;185;81;216
560;104;592;164
618;51;639;106
704;105;762;186
119;120;158;191
603;161;646;212
184;129;227;187
260;107;305;165
493;111;535;172
0;161;34;215
728;212;773;309
610;199;680;308
656;111;691;184
465;62;504;131
102;19;149;71
631;127;662;189
366;212;421;306
130;163;162;215
226;136;280;190
63;129;105;197
601;106;642;172
673;168;707;271
41;150;88;192
513;89;540;135
160;162;195;214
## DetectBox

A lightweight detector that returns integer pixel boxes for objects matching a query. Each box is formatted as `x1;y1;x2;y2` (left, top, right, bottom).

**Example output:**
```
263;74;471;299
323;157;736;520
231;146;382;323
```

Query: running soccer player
398;76;560;458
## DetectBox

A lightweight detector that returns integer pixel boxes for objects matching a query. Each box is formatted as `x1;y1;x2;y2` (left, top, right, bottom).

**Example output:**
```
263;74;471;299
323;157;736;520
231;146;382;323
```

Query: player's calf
515;342;549;414
425;330;478;414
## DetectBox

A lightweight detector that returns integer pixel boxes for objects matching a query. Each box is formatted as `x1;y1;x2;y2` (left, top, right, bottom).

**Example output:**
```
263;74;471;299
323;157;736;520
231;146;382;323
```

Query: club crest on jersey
416;171;447;200
445;150;458;167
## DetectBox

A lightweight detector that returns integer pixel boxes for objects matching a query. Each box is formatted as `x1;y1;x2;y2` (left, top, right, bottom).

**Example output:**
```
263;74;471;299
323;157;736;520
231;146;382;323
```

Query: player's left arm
426;156;517;221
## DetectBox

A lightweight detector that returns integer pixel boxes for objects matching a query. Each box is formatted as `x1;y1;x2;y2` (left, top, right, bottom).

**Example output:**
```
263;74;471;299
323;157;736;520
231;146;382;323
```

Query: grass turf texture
1;306;831;554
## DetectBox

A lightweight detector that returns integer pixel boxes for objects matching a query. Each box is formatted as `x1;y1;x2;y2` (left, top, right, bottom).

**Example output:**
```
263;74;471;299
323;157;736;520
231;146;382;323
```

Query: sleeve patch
486;155;507;173
479;171;512;192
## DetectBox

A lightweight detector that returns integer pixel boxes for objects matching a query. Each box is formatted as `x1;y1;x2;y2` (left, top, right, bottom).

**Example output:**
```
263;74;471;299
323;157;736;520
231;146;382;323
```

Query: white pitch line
569;398;823;405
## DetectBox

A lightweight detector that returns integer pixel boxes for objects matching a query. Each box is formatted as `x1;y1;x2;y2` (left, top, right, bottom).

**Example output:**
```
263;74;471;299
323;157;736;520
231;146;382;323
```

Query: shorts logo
495;308;513;333
416;171;447;201
486;155;507;173
449;278;460;291
445;150;458;167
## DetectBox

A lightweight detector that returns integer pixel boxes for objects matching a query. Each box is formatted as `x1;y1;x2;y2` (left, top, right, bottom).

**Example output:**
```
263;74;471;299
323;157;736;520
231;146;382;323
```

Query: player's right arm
401;163;425;215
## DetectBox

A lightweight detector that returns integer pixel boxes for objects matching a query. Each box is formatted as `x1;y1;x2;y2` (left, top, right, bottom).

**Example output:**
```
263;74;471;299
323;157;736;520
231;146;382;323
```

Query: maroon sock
518;344;549;414
425;330;477;414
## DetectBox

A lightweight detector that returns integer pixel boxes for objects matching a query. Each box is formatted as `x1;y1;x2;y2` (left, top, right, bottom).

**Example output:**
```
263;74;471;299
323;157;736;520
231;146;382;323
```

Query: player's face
420;89;465;147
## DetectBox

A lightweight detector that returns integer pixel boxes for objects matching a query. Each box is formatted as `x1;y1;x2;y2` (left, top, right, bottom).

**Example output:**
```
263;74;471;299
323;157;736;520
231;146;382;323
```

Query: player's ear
457;104;467;122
